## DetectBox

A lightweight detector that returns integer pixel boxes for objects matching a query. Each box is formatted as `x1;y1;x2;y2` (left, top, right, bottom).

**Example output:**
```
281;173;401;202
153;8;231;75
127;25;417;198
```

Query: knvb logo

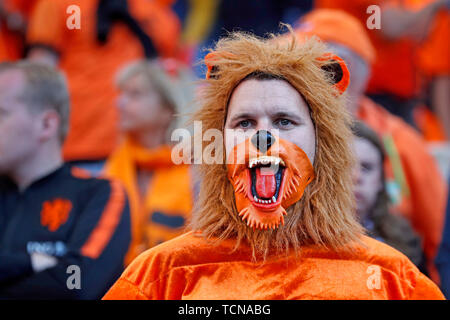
40;198;72;232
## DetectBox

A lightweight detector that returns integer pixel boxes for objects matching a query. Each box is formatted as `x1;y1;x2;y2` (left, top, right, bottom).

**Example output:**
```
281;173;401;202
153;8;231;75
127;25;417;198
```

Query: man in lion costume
103;30;444;300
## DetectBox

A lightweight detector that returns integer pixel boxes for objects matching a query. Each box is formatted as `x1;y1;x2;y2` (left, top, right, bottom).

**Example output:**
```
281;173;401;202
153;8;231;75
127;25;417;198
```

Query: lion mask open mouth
227;130;315;230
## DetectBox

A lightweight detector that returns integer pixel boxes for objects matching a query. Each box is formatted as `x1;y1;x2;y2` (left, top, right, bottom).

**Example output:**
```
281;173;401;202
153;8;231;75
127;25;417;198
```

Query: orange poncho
103;232;444;300
104;137;193;266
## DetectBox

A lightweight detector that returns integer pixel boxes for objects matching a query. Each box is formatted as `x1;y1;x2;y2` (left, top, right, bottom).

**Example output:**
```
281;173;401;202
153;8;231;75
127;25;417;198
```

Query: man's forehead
0;69;25;96
231;78;298;96
227;79;308;118
228;105;305;119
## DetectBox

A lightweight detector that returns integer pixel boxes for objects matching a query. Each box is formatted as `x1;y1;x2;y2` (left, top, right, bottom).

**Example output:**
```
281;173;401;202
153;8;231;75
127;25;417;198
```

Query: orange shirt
413;104;447;142
0;25;21;62
315;0;420;98
103;231;444;299
0;0;41;62
0;33;9;61
6;0;40;18
358;97;447;278
27;0;181;161
416;9;450;76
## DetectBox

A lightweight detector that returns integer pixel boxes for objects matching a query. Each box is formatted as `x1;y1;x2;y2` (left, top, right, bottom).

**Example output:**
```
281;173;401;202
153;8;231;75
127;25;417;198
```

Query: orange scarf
104;136;193;265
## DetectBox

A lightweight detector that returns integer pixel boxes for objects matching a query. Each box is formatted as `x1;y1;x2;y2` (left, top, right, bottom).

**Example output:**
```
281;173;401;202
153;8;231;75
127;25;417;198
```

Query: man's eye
239;120;252;128
275;118;293;128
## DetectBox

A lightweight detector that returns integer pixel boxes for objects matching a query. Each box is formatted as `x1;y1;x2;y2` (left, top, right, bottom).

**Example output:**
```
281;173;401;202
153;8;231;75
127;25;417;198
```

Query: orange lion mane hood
190;29;363;258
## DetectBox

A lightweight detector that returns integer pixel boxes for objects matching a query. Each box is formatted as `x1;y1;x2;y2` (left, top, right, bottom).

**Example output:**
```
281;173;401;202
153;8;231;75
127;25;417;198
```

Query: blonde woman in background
104;59;196;266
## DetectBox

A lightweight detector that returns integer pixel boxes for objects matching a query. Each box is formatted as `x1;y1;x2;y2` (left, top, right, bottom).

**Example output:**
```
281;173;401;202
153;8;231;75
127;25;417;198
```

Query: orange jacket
417;9;450;76
103;231;444;299
358;97;448;279
104;137;193;266
26;0;181;161
5;0;40;18
413;105;447;142
0;34;9;62
0;0;41;62
0;25;21;62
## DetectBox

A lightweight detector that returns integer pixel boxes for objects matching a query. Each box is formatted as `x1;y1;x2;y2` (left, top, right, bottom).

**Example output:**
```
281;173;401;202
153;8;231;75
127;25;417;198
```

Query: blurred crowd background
0;0;449;299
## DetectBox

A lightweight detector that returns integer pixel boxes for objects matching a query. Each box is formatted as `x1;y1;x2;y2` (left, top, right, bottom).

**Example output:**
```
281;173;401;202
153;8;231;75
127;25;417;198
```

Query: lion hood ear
204;51;238;80
205;49;349;95
318;53;350;95
205;52;219;80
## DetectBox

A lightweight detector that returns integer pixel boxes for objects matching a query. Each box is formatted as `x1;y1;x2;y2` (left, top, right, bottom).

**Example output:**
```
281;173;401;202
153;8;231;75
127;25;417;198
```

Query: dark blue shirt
0;164;131;299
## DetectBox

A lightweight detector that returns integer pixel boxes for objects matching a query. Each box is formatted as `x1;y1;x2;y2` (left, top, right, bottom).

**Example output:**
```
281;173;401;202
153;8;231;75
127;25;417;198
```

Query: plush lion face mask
227;130;315;230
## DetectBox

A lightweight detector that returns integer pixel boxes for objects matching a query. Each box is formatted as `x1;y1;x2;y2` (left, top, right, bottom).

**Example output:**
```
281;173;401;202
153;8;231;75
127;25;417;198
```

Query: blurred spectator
0;0;40;61
315;0;449;128
294;8;448;282
352;121;424;268
0;62;131;299
25;0;181;173
436;177;450;298
104;58;196;265
415;4;450;140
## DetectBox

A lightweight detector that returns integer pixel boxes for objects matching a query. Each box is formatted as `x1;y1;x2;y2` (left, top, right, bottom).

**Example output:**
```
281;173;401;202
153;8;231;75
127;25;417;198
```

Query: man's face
117;73;172;133
0;70;41;174
224;79;316;164
353;137;383;217
224;78;316;229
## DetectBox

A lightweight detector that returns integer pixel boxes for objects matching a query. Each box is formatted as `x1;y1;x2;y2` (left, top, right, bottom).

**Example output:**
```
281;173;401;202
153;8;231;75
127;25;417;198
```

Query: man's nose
251;130;275;153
